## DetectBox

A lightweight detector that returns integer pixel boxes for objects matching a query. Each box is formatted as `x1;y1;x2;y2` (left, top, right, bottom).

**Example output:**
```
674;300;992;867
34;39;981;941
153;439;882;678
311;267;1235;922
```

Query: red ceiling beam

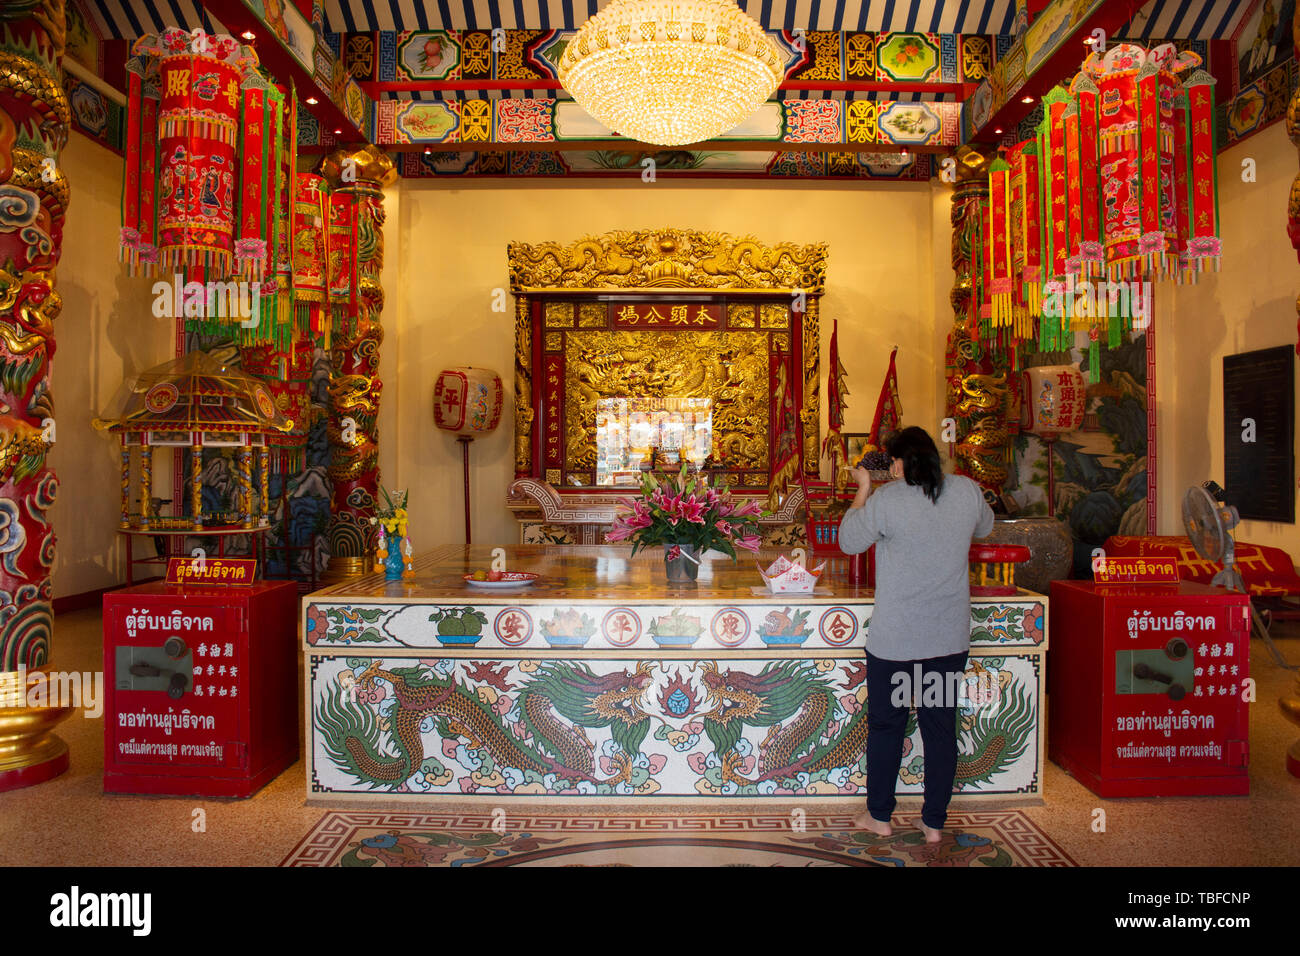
202;0;369;145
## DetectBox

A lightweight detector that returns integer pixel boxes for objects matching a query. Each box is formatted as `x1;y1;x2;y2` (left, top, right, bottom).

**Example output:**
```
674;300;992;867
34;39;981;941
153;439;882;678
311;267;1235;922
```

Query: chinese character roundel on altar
1021;365;1086;437
434;367;504;436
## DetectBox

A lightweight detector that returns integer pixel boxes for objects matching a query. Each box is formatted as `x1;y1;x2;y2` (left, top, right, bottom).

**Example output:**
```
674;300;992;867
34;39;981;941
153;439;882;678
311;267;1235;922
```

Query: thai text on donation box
1048;578;1250;798
102;574;298;797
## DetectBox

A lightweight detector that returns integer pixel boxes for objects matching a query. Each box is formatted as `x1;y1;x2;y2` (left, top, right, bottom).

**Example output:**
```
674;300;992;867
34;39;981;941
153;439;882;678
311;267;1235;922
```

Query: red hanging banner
1063;101;1083;281
1018;141;1042;325
1074;75;1104;278
1043;91;1070;283
1183;71;1221;276
988;157;1014;332
1137;66;1162;274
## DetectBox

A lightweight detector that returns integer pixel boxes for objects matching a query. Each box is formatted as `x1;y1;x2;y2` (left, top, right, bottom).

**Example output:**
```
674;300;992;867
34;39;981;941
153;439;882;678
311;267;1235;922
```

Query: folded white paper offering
757;555;826;594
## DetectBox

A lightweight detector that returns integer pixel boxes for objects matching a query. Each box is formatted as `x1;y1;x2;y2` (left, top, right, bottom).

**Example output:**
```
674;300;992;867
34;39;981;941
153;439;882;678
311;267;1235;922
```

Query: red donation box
103;578;298;797
1048;579;1251;797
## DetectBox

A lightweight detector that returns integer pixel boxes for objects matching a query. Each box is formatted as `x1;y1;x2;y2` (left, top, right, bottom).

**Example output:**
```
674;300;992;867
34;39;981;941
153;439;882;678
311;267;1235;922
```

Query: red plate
463;571;540;588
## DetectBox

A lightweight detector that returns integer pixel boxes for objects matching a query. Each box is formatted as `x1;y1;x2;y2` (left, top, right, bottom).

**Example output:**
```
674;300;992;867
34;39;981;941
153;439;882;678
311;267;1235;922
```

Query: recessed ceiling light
994;128;1003;134
241;30;255;40
305;96;319;106
333;129;343;135
1021;95;1035;104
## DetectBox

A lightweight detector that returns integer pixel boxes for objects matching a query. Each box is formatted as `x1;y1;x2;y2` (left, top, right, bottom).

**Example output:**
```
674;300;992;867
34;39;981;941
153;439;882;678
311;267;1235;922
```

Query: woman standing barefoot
838;426;993;844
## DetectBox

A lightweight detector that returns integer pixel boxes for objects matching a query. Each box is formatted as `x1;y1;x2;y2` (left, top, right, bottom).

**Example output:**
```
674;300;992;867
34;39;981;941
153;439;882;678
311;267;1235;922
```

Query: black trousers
865;648;969;829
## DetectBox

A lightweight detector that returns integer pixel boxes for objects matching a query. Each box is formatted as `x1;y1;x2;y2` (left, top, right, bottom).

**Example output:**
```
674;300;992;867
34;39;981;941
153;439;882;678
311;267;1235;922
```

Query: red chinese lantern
122;28;256;278
1022;365;1087;437
1022;365;1086;515
434;367;503;545
434;367;503;437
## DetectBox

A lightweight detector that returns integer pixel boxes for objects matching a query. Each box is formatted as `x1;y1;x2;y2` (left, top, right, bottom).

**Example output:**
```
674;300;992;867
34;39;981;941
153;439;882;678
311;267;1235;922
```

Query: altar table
303;546;1048;803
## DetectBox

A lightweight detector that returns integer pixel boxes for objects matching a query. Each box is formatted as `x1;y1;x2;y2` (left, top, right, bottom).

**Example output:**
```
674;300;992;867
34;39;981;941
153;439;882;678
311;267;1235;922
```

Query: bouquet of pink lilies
606;464;766;561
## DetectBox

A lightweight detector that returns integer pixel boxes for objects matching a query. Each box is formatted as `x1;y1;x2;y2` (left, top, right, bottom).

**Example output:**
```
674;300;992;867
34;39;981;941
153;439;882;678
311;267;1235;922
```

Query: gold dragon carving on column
944;159;1014;494
514;296;533;476
319;145;395;574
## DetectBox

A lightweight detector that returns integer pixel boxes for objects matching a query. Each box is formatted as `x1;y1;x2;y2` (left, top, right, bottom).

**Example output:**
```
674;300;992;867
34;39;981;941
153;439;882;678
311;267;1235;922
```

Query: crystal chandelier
559;0;785;147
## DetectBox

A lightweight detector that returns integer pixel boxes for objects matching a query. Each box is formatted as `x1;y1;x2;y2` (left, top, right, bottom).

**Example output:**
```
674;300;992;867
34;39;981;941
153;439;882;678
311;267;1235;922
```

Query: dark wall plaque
1223;346;1296;523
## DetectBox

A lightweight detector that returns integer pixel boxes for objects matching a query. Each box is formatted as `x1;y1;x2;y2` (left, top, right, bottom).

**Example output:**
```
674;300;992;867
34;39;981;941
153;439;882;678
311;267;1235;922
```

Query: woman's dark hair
885;426;944;504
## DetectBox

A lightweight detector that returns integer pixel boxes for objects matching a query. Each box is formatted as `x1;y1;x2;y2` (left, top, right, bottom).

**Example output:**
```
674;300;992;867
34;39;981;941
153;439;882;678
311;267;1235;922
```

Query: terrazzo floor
1;606;1297;867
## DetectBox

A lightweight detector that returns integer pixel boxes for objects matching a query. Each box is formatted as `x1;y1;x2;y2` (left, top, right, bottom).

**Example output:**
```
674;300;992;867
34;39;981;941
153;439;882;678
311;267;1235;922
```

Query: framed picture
844;433;872;467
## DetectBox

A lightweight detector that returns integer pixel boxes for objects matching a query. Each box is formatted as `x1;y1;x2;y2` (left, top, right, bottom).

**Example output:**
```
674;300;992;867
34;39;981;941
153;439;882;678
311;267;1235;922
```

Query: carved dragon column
945;159;1013;494
319;146;395;577
513;295;533;478
0;0;73;789
800;294;820;478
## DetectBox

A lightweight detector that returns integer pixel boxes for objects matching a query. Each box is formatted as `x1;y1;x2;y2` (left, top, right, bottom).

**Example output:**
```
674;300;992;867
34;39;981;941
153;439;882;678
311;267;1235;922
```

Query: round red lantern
434;366;503;437
434;367;504;546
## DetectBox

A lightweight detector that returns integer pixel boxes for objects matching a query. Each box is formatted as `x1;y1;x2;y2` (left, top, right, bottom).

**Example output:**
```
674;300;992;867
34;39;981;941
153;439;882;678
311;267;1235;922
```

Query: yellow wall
52;125;1299;594
50;133;175;598
387;178;945;548
1155;122;1300;554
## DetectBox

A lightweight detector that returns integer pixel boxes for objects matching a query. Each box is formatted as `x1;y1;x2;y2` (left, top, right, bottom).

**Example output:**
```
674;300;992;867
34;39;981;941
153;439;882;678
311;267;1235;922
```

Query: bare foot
851;809;892;836
915;820;943;844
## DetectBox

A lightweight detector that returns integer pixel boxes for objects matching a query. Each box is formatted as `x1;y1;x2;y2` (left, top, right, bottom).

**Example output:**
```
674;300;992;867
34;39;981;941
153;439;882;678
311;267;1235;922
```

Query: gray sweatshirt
838;474;994;661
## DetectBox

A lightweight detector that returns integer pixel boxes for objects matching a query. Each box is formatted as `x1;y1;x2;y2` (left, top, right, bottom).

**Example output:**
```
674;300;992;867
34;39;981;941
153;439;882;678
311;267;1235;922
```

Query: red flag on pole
821;319;849;466
768;346;801;510
868;347;902;447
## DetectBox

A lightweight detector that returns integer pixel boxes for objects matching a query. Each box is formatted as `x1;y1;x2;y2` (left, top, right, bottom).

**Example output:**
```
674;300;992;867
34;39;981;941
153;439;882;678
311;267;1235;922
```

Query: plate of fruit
463;570;539;588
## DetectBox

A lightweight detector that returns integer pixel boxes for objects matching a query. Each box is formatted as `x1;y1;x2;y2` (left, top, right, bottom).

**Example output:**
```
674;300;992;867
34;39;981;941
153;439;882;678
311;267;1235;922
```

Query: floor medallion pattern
280;810;1078;867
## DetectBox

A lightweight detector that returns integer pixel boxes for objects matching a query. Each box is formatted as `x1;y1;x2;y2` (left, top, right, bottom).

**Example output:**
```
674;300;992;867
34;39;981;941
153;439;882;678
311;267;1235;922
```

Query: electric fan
1182;481;1244;590
1183;481;1296;667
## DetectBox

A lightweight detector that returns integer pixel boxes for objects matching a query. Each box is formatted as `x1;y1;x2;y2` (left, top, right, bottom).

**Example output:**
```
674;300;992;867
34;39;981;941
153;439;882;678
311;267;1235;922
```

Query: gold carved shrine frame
507;230;827;491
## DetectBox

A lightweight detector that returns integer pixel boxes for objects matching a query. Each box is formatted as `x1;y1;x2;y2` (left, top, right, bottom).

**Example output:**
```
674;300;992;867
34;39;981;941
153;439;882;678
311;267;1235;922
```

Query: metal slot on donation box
115;638;194;699
1115;639;1193;700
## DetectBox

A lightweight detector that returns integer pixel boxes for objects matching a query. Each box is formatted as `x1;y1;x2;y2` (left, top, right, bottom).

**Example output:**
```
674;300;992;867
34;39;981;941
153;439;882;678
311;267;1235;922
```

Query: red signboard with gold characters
166;558;257;586
1093;556;1181;585
609;303;721;329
